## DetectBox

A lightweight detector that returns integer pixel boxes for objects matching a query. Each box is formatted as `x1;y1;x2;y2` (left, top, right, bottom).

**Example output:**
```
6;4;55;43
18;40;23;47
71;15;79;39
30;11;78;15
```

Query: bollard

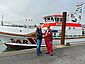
65;42;71;46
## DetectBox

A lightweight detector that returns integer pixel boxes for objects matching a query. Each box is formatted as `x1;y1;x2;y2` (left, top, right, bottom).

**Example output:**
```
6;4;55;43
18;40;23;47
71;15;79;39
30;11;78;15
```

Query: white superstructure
41;3;84;38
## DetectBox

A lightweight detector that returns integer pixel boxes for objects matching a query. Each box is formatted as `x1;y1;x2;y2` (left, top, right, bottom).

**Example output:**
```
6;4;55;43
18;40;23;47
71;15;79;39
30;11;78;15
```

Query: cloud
0;0;84;24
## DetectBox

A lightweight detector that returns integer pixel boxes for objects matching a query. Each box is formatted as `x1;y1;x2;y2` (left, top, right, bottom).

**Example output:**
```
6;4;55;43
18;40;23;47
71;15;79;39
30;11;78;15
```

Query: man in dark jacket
36;25;43;56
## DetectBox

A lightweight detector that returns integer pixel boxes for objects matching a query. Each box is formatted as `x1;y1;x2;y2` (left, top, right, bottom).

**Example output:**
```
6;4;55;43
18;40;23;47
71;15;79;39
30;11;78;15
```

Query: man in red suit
44;26;53;56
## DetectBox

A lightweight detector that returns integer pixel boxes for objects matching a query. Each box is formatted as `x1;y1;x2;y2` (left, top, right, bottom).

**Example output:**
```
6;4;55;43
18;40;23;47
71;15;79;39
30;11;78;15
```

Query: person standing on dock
44;26;53;56
36;25;43;56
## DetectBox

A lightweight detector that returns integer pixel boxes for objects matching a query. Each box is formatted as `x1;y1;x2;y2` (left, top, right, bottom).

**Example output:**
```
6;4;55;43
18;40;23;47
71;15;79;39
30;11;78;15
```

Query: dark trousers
36;39;42;55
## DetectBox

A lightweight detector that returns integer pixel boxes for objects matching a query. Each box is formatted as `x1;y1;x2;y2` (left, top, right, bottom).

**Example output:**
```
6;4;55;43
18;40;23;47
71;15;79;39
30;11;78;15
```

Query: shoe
50;54;53;56
37;54;40;56
39;51;42;54
46;52;49;54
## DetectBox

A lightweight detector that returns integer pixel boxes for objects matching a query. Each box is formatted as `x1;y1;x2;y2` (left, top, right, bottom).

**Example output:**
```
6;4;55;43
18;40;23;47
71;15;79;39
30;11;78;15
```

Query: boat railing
1;24;37;28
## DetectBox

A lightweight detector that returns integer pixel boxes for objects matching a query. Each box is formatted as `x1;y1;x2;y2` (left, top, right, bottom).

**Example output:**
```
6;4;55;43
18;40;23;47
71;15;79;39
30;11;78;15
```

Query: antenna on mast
1;14;4;26
69;2;84;23
74;2;84;23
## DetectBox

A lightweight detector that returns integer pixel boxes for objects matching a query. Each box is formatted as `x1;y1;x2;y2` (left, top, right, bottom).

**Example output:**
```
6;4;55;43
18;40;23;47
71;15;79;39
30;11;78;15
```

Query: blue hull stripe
52;30;58;32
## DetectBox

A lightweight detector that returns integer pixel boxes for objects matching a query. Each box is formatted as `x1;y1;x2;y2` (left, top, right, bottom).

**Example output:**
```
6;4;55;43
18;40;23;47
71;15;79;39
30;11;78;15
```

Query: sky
0;0;85;25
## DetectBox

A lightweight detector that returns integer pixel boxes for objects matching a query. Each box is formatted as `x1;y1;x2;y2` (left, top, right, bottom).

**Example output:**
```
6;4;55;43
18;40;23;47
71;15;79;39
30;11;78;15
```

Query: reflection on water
3;48;21;52
0;44;7;52
0;44;25;52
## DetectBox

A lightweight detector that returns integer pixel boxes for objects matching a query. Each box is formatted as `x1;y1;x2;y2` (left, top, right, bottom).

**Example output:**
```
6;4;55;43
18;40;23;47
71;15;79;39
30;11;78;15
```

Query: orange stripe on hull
0;31;33;37
0;32;26;36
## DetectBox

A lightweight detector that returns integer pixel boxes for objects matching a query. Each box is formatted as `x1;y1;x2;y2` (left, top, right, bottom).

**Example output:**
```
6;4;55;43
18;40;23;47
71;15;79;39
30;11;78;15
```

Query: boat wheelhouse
41;14;82;38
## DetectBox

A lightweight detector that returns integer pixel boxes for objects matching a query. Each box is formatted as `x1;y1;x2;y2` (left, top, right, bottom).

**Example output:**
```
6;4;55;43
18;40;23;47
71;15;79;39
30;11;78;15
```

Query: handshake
50;42;53;44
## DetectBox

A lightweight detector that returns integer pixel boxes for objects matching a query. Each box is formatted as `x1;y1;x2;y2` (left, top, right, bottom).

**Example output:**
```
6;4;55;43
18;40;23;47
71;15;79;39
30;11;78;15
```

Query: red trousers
45;41;53;54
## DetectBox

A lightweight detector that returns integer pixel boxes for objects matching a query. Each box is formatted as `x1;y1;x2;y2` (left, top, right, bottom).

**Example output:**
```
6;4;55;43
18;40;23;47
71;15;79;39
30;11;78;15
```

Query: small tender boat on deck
4;36;46;49
4;43;46;49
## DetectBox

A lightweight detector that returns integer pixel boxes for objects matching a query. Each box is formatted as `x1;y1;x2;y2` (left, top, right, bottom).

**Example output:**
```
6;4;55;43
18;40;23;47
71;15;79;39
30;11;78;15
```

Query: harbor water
0;38;85;52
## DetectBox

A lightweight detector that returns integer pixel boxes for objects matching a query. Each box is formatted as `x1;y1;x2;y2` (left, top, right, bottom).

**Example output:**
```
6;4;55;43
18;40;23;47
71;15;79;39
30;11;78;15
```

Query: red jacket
44;29;53;42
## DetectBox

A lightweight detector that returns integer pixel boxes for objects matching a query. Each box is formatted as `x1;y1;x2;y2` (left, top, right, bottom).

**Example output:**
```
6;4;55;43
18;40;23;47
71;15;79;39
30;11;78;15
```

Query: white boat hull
4;43;46;49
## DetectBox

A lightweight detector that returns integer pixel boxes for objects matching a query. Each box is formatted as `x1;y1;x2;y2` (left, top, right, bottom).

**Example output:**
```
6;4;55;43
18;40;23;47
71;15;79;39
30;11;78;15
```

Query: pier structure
61;12;67;45
0;43;85;64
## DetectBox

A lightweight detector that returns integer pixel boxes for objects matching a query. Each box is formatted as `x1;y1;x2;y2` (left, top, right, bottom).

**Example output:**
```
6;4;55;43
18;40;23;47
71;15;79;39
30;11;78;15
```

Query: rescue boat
3;3;85;49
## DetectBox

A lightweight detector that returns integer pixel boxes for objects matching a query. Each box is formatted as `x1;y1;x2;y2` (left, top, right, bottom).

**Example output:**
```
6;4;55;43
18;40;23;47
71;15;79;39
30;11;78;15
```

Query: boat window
47;17;50;21
20;30;22;32
44;18;47;22
69;27;71;29
51;17;54;21
54;33;56;36
55;17;57;22
60;18;62;22
24;25;27;28
73;27;75;29
57;18;59;22
19;25;23;27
